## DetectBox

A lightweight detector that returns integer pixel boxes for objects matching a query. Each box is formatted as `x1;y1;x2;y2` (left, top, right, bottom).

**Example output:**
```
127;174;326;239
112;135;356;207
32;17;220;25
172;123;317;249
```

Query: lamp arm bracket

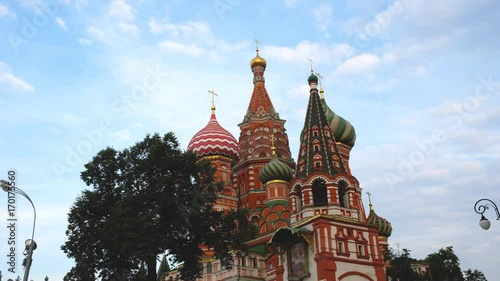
474;198;500;220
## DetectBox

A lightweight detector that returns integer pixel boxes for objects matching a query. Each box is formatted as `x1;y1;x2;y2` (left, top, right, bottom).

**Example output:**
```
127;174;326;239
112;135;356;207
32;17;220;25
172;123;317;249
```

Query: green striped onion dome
320;98;356;147
259;154;293;184
367;208;392;237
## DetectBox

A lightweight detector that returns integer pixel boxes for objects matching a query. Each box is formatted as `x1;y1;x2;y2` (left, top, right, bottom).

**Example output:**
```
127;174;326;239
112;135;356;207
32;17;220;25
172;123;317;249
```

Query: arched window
338;180;349;207
294;185;303;211
207;262;212;273
312;178;328;207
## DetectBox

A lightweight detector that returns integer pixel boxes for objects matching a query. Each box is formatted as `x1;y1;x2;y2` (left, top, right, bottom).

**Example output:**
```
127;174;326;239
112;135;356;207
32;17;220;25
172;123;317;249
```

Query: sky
0;0;499;280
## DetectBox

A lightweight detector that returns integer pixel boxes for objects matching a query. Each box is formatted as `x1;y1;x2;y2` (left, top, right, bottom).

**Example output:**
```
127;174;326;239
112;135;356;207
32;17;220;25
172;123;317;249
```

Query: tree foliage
62;132;248;281
385;248;428;281
463;269;487;281
425;246;464;281
385;246;488;281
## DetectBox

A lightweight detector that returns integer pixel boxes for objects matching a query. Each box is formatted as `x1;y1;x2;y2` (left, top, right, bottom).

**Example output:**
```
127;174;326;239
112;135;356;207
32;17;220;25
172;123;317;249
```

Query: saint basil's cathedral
169;46;393;281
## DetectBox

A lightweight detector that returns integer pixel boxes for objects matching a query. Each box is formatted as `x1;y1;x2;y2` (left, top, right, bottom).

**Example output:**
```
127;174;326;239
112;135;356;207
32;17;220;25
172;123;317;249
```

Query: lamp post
474;198;500;230
0;180;36;281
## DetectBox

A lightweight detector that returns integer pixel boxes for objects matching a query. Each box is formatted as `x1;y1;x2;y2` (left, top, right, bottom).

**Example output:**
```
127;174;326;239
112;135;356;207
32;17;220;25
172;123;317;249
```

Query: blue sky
1;0;499;280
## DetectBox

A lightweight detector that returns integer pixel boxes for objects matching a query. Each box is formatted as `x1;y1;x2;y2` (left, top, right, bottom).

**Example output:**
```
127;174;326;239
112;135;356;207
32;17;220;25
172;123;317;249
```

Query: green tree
463;269;487;281
426;246;464;281
385;248;428;281
62;133;246;281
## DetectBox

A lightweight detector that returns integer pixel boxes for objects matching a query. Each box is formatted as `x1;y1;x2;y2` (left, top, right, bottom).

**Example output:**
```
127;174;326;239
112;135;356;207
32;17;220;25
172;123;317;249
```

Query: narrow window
338;241;344;253
312;178;328;207
358;244;364;256
338;180;349;208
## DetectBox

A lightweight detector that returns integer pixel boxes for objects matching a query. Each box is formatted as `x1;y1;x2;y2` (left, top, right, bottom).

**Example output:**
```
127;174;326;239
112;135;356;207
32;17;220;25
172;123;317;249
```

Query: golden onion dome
250;51;267;69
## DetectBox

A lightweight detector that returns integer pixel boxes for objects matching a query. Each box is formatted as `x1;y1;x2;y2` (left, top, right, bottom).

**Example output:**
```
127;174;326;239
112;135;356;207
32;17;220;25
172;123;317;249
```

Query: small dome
187;113;239;160
308;73;318;84
250;51;267;69
368;209;392;237
259;154;293;184
320;99;356;147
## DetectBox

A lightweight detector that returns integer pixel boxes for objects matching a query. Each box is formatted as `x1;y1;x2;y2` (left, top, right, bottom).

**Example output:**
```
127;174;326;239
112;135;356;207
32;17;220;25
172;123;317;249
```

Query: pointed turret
296;68;344;179
233;44;294;236
243;41;279;122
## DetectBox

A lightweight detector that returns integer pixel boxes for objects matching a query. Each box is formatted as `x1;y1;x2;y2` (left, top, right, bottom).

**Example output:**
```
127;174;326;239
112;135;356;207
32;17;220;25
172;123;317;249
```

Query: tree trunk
147;255;157;281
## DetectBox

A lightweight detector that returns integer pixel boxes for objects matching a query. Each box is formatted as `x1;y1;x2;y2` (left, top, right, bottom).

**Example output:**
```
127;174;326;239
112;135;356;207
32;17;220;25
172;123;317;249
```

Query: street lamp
474;198;500;230
0;180;37;281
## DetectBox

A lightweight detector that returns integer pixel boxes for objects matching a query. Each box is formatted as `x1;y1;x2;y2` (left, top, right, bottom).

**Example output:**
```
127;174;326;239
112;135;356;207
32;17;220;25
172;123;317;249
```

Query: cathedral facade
174;48;392;281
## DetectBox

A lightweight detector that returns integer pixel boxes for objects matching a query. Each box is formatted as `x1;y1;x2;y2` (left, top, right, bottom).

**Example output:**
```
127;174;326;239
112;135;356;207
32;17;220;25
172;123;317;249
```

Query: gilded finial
208;90;218;113
254;39;260;52
307;57;315;73
366;191;373;210
316;72;324;98
271;133;276;155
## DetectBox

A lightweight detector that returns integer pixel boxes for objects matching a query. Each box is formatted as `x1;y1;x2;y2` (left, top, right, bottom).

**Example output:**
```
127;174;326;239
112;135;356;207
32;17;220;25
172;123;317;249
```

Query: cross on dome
366;191;373;210
307;57;315;73
208;90;218;113
254;39;260;52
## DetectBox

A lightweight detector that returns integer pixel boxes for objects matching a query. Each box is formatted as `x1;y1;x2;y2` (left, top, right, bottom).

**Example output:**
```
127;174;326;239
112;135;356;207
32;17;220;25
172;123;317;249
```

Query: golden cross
208;90;218;112
307;57;315;73
316;72;323;88
366;191;372;206
254;39;260;51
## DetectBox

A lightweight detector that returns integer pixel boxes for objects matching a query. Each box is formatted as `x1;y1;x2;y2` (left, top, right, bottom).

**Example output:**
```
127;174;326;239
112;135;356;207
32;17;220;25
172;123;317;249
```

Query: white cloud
283;0;302;8
109;129;131;141
311;2;333;31
413;65;426;76
287;84;310;99
61;113;86;124
148;19;212;40
148;19;248;58
55;17;68;31
263;41;354;66
107;0;135;22
0;2;16;18
0;62;35;92
17;0;44;11
334;53;381;75
87;26;108;43
400;0;490;27
118;22;139;34
158;40;205;56
78;37;92;46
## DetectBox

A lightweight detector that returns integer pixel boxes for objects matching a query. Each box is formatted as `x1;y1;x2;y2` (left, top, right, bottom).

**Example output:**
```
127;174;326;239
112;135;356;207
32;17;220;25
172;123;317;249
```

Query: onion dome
367;205;392;237
187;110;239;160
320;94;356;147
259;154;293;184
308;72;318;84
250;50;267;69
259;136;293;184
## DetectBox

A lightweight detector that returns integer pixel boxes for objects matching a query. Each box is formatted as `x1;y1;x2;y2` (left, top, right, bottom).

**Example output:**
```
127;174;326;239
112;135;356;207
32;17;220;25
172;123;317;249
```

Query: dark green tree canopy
62;132;246;281
385;248;428;281
425;246;464;281
464;268;487;281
